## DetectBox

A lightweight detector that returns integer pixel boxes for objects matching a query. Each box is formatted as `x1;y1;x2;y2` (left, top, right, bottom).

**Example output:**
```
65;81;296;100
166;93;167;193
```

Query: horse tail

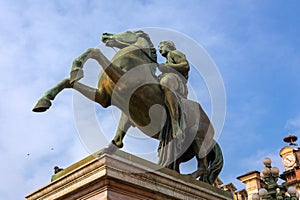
201;141;224;184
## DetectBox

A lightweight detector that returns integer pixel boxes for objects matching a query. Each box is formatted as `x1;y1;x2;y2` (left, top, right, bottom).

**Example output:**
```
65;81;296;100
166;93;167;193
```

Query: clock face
283;154;296;168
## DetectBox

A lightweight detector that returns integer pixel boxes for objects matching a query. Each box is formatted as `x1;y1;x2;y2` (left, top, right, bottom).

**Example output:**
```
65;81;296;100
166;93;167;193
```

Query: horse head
102;30;155;53
102;30;157;71
102;30;140;48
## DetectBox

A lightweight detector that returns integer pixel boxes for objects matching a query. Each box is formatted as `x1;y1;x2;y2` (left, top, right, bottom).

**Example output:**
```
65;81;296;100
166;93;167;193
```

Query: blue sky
1;0;300;199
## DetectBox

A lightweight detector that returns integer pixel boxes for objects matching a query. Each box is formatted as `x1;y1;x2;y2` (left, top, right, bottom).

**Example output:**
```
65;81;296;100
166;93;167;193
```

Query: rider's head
158;40;176;57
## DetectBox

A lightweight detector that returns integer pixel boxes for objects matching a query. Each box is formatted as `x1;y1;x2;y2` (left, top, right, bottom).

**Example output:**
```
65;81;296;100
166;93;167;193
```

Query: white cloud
239;149;283;173
286;116;300;133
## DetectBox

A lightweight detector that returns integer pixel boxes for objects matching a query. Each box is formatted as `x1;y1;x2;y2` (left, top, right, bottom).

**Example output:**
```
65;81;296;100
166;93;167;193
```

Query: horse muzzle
101;33;114;43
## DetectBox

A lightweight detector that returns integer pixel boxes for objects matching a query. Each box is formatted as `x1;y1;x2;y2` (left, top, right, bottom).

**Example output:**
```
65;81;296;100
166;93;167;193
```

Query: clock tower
279;134;300;190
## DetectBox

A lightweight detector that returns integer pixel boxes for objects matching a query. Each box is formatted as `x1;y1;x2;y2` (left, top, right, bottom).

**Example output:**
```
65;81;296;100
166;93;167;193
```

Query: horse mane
134;30;157;63
134;30;158;76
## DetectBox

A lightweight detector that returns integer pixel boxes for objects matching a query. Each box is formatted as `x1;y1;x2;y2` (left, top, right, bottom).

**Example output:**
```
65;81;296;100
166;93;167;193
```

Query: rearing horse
33;30;223;184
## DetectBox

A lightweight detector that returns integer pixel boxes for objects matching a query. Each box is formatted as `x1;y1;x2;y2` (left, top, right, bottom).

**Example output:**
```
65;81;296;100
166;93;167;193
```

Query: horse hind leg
98;113;132;157
32;78;71;112
201;142;224;184
190;156;209;179
190;141;209;179
112;112;132;148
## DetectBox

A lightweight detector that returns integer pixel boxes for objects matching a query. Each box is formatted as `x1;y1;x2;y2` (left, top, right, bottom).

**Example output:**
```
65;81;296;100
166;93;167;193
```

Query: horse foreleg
191;156;209;179
70;48;123;84
32;78;71;112
72;82;111;108
112;112;132;148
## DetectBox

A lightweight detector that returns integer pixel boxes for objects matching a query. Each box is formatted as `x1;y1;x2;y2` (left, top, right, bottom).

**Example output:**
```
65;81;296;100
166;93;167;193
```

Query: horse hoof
190;169;209;179
113;140;124;148
70;69;84;84
190;172;199;179
98;142;119;157
32;97;52;112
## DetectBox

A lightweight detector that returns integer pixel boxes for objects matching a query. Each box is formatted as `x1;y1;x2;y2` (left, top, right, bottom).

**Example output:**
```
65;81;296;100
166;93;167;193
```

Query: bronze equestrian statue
33;30;223;184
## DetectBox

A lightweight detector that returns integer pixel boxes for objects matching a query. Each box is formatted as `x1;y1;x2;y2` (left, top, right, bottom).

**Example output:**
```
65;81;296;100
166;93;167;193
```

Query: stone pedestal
26;150;232;200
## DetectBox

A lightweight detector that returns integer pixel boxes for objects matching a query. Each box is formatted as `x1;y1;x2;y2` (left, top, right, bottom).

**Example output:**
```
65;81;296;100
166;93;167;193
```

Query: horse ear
135;30;147;38
135;30;150;40
134;30;155;50
134;30;145;35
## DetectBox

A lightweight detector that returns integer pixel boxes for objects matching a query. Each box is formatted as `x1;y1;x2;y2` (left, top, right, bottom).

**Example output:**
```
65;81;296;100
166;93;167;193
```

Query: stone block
26;150;232;200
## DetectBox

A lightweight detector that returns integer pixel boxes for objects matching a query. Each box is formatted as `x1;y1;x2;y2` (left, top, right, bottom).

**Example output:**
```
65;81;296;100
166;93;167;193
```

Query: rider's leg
160;75;182;138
